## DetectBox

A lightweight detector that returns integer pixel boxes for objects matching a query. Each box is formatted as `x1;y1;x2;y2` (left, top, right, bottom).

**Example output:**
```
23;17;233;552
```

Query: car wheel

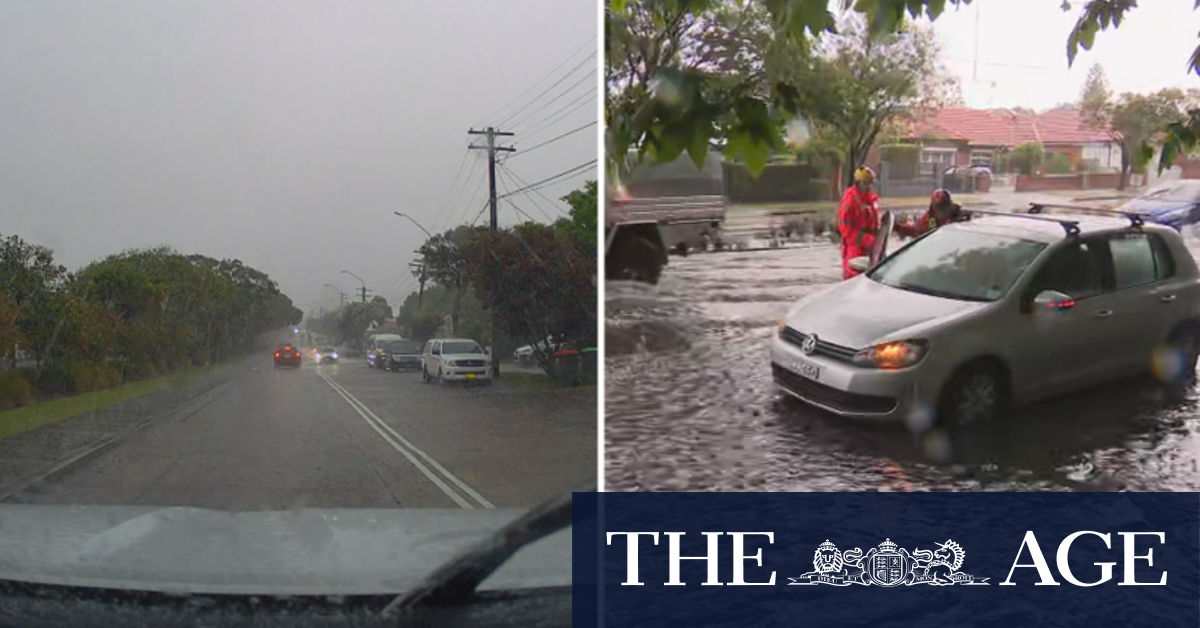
938;361;1006;426
1164;325;1200;391
422;367;429;382
437;368;445;386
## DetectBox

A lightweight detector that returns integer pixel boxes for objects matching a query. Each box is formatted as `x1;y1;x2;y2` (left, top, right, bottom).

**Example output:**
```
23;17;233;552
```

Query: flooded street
605;235;1200;492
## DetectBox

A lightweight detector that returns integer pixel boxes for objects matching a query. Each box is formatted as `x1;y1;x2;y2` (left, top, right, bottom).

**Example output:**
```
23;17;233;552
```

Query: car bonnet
0;505;569;596
785;276;988;348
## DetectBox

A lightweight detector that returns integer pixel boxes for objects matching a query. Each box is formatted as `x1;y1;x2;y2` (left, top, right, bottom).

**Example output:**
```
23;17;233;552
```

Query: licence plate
466;373;476;379
791;359;820;381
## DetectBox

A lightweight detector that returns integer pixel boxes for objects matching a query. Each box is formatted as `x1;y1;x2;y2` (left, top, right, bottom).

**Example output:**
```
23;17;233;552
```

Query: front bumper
442;368;492;382
769;335;932;420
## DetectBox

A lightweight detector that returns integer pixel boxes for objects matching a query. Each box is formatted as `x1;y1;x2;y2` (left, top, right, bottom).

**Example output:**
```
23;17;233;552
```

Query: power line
498;163;565;218
517;88;599;142
478;35;597;127
430;148;470;232
449;169;488;230
497;160;597;200
497;166;553;222
507;67;598;131
498;51;598;128
433;155;484;234
509;121;596;160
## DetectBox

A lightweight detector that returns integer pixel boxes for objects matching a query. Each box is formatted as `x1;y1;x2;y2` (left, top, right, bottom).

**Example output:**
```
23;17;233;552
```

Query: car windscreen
867;228;1047;302
386;341;418;353
442;342;483;354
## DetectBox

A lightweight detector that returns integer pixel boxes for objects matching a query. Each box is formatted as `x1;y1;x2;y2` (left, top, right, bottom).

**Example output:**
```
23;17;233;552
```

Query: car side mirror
849;256;870;273
1032;290;1076;311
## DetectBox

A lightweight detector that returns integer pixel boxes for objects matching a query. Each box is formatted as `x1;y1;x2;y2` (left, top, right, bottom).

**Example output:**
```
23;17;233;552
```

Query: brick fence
1015;173;1121;192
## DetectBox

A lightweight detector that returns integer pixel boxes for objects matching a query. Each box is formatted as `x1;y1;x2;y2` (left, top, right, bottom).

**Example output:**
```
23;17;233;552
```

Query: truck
605;152;727;284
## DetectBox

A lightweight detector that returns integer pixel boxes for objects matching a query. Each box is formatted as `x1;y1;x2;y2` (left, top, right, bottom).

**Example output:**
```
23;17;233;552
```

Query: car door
1014;236;1116;397
1106;232;1183;375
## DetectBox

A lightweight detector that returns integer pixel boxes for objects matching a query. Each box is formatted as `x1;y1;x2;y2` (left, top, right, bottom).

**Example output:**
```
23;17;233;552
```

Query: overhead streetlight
341;270;367;303
394;212;433;239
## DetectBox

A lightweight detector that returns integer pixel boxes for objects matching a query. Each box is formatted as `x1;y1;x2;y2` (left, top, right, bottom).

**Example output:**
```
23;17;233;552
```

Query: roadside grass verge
0;359;242;441
501;371;558;390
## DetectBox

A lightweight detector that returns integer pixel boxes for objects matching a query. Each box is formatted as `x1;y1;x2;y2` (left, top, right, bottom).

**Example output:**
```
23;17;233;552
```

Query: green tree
782;15;954;186
1108;90;1187;187
418;226;480;335
1079;63;1112;129
465;223;596;370
1009;142;1045;176
556;181;598;249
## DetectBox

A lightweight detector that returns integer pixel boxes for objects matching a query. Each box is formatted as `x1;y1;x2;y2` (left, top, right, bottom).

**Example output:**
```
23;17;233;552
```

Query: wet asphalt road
605;233;1200;492
10;355;595;509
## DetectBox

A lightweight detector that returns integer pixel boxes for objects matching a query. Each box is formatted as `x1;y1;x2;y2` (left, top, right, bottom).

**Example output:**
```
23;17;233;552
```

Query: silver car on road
771;209;1200;428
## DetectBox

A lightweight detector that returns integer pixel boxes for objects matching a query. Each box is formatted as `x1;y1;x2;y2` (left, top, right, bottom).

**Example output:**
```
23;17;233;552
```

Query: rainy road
4;356;596;509
605;234;1200;492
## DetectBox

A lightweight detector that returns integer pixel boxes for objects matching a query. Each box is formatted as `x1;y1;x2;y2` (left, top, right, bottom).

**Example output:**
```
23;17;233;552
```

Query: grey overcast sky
0;1;598;315
924;0;1200;109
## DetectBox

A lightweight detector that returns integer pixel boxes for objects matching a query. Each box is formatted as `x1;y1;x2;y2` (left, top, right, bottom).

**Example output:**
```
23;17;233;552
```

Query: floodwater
605;234;1200;492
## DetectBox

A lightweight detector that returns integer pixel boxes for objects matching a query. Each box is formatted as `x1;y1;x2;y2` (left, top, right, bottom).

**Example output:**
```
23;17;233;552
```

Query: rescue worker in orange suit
837;166;881;280
894;189;967;239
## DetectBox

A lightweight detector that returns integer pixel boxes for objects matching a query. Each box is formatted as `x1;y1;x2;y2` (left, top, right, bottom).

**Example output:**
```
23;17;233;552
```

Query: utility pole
469;126;514;378
409;255;427;307
341;270;367;303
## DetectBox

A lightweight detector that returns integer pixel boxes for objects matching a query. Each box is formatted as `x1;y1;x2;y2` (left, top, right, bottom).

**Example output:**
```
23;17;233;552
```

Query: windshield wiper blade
381;480;596;616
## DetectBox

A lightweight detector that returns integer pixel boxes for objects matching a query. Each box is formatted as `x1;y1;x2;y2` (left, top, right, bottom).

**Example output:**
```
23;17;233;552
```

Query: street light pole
394;212;433;239
324;283;347;307
394;213;431;308
341;270;367;303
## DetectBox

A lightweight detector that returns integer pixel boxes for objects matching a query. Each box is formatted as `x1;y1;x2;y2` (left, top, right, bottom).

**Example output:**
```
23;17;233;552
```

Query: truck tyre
614;236;664;284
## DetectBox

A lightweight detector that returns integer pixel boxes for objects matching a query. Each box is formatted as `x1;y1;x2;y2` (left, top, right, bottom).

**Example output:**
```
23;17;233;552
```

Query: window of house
920;149;955;175
970;150;993;166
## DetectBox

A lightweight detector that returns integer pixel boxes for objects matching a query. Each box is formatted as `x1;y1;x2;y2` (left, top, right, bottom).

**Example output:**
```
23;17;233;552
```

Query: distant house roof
906;107;1117;147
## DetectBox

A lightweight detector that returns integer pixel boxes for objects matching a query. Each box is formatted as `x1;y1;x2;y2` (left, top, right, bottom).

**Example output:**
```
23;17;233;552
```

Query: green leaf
610;0;628;12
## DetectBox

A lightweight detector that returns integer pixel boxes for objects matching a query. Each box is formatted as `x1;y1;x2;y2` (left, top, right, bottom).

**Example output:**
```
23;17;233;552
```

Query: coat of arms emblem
789;538;988;587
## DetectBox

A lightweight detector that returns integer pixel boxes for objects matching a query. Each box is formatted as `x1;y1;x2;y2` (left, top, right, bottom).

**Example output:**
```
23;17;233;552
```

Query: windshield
1137;181;1200;203
868;228;1048;302
0;0;597;600
443;342;483;354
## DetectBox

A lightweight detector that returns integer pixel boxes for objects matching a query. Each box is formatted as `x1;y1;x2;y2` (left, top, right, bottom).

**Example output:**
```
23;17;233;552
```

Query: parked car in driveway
377;339;421;372
1118;180;1200;232
422;338;492;386
772;208;1200;428
274;343;302;368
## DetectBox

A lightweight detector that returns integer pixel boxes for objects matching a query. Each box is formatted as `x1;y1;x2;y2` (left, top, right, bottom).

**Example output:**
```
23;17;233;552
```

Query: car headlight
331;352;338;359
851;339;929;369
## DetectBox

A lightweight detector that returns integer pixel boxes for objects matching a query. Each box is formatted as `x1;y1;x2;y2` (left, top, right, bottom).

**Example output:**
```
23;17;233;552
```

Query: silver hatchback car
771;209;1200;429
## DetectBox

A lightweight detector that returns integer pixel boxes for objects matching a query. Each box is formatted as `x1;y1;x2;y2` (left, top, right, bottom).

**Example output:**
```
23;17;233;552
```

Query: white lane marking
319;370;495;509
316;370;473;509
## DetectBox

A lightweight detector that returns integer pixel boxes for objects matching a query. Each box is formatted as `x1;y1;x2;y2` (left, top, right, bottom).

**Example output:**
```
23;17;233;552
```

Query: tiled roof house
889;106;1121;175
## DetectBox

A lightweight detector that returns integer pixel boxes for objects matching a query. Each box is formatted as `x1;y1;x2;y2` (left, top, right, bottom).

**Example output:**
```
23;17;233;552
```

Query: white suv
422;338;492;386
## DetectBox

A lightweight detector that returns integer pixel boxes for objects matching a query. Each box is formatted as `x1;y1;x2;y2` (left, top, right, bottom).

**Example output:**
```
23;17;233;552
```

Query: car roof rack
1026;202;1150;228
962;208;1081;237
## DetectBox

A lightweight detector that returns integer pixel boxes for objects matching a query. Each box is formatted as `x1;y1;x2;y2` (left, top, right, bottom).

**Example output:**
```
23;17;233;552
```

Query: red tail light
274;352;280;357
294;352;300;358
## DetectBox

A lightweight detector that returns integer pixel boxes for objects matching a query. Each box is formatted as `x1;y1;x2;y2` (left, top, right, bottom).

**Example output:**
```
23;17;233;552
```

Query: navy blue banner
572;493;1199;628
